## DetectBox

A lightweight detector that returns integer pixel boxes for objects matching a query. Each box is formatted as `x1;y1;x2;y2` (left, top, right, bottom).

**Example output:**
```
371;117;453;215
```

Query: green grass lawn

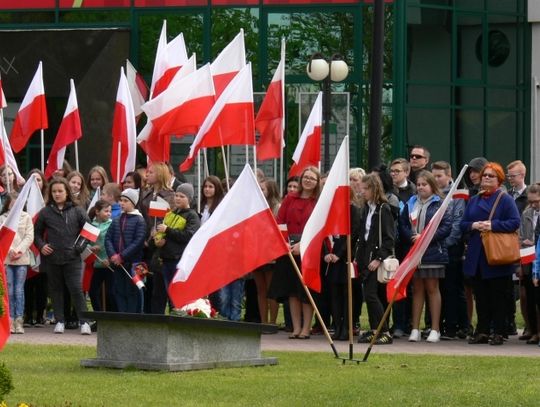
1;344;538;406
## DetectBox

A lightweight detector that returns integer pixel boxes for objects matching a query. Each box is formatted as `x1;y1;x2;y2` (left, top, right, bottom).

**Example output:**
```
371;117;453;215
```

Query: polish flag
0;176;35;349
150;22;189;98
148;199;170;218
300;137;350;292
44;80;82;180
82;248;98;292
278;224;289;242
0;115;25;185
80;222;100;243
25;174;45;275
520;246;536;265
255;39;285;161
180;63;255;172
288;92;322;177
140;63;215;162
211;30;246;97
87;186;101;214
409;209;418;228
132;274;145;289
387;165;468;302
126;59;149;119
452;189;469;200
10;61;48;153
0;75;7;109
169;164;289;308
110;68;137;183
137;55;197;162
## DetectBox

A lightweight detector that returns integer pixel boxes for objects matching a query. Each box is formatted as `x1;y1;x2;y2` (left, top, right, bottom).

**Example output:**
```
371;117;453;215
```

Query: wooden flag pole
286;252;339;358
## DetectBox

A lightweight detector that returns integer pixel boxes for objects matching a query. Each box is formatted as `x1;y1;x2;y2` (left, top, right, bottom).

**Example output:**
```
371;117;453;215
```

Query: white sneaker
408;329;421;342
54;322;65;334
426;330;441;343
80;322;91;335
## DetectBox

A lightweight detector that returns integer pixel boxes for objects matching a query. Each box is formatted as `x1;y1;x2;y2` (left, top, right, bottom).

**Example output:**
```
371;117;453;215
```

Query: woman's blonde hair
361;173;388;204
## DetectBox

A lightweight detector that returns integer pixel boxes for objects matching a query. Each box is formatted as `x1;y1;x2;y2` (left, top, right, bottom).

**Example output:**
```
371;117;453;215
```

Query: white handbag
375;204;399;283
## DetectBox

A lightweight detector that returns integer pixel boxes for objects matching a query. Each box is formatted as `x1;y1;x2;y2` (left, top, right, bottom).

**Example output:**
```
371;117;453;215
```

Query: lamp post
306;53;349;173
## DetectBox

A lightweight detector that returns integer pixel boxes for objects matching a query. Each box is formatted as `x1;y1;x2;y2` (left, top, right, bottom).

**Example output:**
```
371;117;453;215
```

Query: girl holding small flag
105;188;147;313
34;177;91;335
88;199;115;312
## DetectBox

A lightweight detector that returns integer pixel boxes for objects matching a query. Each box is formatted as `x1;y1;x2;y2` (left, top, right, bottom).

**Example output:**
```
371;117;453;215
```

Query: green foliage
2;344;539;406
0;363;13;400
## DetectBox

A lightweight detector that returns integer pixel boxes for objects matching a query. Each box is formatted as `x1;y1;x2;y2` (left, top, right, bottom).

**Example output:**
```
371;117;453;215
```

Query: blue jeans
219;279;245;321
7;265;27;318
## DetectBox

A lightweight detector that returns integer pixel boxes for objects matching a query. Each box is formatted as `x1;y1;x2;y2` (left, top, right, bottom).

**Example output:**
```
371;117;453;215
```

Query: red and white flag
300;137;350;292
278;224;289;242
255;39;285;161
126;59;149;119
87;186;101;214
288;92;322;177
520;246;536;265
148;199;170;218
25;174;45;276
0;74;7;109
452;189;469;200
132;274;145;289
10;61;48;153
44;79;82;179
0;177;35;349
80;222;100;243
387;164;468;302
169;164;289;308
150;22;189;98
179;63;255;172
140;63;215;163
211;30;246;97
137;55;197;162
0;115;25;185
110;67;137;183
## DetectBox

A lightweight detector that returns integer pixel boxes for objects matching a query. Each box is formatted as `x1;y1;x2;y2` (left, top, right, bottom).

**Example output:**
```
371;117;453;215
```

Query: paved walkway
7;324;540;358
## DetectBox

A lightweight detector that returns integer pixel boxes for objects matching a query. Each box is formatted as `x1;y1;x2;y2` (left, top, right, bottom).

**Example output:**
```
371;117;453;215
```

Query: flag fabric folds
288;92;322;177
9;61;48;153
521;246;536;265
255;39;285;161
0;115;25;185
126;59;149;119
44;79;82;179
0;177;36;350
211;30;246;97
179;63;255;172
110;68;137;183
300;136;350;292
386;165;468;302
169;164;289;309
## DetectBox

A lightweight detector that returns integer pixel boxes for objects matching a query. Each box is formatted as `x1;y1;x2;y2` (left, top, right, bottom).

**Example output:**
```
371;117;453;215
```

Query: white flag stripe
174;164;268;283
20;61;44;110
210;29;246;75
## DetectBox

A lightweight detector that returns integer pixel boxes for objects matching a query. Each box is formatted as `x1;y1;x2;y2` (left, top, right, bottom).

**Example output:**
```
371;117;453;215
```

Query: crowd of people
3;146;540;349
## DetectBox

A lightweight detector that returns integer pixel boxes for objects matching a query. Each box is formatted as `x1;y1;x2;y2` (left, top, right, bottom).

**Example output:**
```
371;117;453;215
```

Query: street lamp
306;53;349;173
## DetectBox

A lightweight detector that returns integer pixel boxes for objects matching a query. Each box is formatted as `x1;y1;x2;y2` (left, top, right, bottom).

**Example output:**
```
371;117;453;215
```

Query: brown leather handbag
481;192;520;266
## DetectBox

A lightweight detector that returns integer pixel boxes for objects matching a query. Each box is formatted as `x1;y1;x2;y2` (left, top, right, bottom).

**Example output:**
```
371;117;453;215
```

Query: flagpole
74;140;79;172
221;145;230;191
253;145;257;174
279;36;286;198
203;148;209;178
0;110;10;193
197;151;202;213
40;129;45;172
286;252;339;358
342;235;361;363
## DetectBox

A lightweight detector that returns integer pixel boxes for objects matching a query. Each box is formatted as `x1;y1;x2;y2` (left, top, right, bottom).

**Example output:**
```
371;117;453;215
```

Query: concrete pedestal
80;312;278;371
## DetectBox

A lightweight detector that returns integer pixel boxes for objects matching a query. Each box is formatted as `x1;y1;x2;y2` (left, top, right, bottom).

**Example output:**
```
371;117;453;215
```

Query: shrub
0;362;14;400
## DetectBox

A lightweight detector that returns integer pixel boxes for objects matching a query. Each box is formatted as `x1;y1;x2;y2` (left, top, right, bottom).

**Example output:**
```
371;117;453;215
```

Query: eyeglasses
506;173;523;179
410;154;425;160
302;176;318;182
389;169;403;174
482;173;497;179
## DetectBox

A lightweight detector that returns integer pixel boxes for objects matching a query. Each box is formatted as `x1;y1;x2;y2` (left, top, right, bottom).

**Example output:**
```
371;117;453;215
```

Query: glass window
456;13;483;81
408;85;451;106
407;108;451;158
455;109;484;162
407;23;451;82
456;86;483;108
486;111;517;160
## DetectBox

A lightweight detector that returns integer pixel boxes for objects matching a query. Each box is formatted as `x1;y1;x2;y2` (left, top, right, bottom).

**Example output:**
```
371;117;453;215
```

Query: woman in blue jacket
461;162;520;345
399;171;451;343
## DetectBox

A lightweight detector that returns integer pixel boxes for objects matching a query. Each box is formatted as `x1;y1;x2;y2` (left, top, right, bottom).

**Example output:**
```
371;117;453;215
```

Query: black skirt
267;255;309;303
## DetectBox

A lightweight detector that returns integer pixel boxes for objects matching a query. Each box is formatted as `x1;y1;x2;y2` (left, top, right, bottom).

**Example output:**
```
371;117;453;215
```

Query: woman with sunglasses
461;162;520;345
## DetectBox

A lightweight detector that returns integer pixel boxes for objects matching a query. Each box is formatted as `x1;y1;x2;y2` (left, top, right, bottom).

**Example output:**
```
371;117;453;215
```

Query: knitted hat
121;188;139;206
176;183;194;201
